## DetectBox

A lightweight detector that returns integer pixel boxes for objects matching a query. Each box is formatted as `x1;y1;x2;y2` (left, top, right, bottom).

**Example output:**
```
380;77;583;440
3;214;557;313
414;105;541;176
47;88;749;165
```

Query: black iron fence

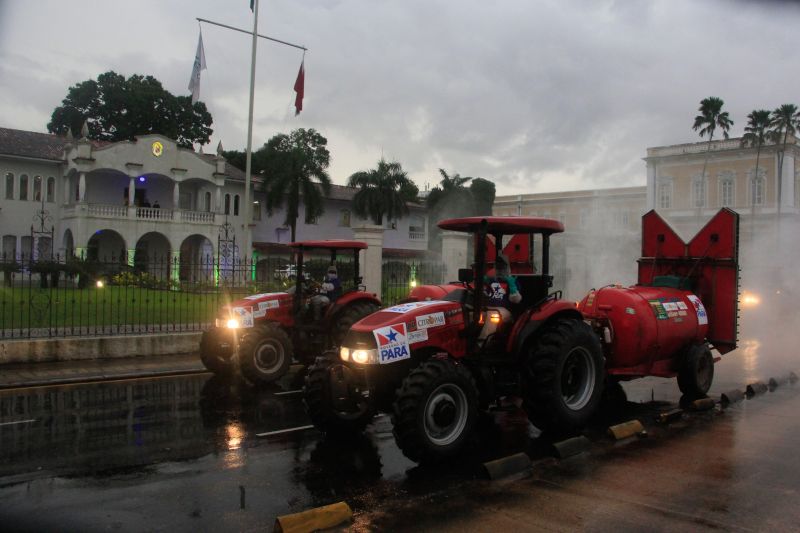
382;259;446;305
0;253;445;340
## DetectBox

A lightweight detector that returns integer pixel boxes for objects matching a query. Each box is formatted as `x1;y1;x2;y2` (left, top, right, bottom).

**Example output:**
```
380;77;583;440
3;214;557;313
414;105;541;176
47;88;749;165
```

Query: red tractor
304;210;740;463
200;240;381;385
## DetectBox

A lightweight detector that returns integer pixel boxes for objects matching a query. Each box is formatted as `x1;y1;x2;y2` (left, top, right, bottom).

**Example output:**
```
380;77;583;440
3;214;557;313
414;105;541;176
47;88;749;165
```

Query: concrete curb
608;420;644;440
0;332;202;365
0;365;208;389
552;436;591;459
482;452;532;479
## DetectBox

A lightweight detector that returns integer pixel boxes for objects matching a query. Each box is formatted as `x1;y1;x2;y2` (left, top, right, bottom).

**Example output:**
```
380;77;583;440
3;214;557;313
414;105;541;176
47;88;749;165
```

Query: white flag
188;30;207;104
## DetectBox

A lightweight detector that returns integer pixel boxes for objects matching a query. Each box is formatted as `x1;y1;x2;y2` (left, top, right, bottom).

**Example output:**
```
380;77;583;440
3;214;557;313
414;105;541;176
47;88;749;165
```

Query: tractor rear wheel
332;301;380;345
239;323;293;385
392;358;478;463
199;328;234;376
523;318;604;434
304;351;373;434
677;343;714;398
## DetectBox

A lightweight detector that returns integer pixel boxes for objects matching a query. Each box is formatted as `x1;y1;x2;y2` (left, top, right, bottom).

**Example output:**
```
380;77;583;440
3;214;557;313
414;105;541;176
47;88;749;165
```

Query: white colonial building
0;127;429;282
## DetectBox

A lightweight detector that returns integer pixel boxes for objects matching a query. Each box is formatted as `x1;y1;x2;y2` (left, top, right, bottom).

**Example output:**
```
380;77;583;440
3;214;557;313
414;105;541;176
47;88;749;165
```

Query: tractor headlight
226;318;241;329
340;347;379;364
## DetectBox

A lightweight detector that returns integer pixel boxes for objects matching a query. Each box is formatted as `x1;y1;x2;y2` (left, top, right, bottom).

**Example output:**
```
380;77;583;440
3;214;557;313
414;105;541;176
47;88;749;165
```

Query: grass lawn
0;285;251;330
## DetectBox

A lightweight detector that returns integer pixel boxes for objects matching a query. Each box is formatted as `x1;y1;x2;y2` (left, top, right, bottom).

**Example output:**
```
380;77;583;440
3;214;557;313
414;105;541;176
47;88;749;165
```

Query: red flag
293;60;305;116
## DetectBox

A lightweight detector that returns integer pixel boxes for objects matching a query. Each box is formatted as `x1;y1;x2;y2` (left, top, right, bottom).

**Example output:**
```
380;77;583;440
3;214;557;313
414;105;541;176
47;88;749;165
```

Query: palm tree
692;97;734;187
348;159;413;225
768;104;799;214
426;169;474;216
741;110;771;217
261;128;332;242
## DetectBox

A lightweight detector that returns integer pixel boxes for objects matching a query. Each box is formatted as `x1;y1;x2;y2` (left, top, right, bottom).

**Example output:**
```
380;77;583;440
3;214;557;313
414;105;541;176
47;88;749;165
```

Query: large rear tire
332;301;380;345
304;351;373;434
239;323;293;385
392;358;478;464
677;343;714;398
523;318;604;433
199;328;234;376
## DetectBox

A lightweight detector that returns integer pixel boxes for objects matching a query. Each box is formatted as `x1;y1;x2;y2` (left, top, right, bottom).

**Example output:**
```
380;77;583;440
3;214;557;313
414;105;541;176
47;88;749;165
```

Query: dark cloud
1;0;799;194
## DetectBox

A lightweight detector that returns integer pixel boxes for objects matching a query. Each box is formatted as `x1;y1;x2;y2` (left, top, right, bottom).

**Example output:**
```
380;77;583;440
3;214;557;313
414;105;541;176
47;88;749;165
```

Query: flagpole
243;0;259;260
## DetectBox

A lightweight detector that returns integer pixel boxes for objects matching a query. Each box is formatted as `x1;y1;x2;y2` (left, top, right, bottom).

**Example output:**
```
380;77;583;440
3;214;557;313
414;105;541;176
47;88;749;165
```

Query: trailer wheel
523;318;604;433
677;344;714;398
199;328;234;376
239;324;292;385
332;301;380;345
304;351;373;433
392;358;478;463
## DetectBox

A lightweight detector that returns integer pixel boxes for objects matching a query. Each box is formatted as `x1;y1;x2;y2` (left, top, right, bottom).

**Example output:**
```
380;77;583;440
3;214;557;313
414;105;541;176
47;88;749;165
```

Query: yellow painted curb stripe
274;501;352;533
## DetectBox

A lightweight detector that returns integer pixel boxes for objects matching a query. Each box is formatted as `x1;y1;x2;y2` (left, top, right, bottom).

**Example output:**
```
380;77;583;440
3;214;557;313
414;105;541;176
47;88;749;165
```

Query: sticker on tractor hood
232;306;254;328
373;323;411;364
416;312;446;329
408;328;428;344
252;299;280;318
243;292;286;300
384;301;445;313
686;295;708;325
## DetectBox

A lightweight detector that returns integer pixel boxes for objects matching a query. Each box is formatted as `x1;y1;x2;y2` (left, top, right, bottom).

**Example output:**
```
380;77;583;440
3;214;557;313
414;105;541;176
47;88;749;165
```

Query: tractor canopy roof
438;216;564;235
288;240;368;250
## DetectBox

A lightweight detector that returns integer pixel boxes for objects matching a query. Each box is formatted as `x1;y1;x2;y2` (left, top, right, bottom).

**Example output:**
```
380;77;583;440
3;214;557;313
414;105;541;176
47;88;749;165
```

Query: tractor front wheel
523;318;604;434
303;351;373;434
239;324;293;385
392;358;478;463
677;343;714;398
199;328;234;376
332;302;380;345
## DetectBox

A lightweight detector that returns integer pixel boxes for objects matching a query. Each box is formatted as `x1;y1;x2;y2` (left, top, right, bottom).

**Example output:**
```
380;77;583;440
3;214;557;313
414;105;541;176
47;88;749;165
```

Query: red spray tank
579;209;739;379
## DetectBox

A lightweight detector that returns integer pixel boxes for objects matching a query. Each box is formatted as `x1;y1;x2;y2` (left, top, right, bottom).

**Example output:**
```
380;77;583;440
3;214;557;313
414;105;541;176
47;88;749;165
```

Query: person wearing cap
480;253;521;339
310;265;341;320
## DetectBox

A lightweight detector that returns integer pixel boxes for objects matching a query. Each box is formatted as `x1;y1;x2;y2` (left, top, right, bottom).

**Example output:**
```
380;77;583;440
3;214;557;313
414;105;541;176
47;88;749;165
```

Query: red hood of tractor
350;300;463;335
223;292;293;318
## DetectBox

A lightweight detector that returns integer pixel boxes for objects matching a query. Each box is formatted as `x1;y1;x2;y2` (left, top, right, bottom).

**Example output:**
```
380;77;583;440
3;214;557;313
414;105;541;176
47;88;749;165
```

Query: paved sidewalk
0;353;207;389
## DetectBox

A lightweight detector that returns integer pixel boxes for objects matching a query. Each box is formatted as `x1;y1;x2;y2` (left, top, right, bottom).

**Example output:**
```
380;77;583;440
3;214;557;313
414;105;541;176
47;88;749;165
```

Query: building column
352;222;385;297
127;248;136;267
128;176;135;206
78;172;86;203
171;250;180;286
173;182;180;210
440;231;469;284
63;175;71;204
646;161;657;210
215;187;222;213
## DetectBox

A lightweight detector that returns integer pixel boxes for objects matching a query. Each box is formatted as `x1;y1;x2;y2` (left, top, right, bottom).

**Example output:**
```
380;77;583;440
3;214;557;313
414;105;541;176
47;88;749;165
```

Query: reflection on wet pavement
0;309;798;530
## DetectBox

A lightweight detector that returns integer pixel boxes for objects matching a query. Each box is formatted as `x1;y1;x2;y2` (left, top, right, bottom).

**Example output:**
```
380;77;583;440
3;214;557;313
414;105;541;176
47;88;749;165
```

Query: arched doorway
179;234;214;282
87;229;126;262
62;229;75;258
134;232;171;277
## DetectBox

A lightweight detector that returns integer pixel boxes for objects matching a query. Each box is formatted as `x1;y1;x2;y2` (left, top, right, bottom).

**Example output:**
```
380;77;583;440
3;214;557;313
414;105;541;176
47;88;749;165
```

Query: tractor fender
326;291;381;318
508;300;584;357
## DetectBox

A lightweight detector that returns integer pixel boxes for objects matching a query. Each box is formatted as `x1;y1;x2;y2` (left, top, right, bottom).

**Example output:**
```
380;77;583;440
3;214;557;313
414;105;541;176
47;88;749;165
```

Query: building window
224;194;231;215
33;176;42;202
621;211;629;226
252;201;261;221
5;173;13;200
795;172;800;208
751;177;765;207
579;211;588;228
234;195;240;216
409;215;425;239
720;178;734;207
46;177;55;203
658;180;672;209
692;176;706;208
339;209;351;227
20;236;33;260
2;235;16;260
205;191;212;212
385;219;397;230
19;174;28;201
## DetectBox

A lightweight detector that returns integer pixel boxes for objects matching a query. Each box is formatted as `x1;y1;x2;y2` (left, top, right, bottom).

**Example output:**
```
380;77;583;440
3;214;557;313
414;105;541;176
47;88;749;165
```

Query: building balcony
61;203;217;225
408;230;426;240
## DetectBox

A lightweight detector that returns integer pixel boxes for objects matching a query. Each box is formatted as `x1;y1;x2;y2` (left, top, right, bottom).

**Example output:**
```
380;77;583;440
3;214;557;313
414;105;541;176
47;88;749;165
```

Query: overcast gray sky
1;0;799;195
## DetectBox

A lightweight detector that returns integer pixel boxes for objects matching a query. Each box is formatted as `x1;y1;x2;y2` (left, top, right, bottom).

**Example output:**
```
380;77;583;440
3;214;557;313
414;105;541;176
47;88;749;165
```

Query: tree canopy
47;71;213;148
348;159;414;225
426;169;497;249
260;128;332;242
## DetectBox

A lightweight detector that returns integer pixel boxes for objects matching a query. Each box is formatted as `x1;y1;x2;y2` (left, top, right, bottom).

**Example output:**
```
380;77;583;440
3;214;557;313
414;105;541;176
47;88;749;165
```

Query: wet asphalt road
0;305;799;531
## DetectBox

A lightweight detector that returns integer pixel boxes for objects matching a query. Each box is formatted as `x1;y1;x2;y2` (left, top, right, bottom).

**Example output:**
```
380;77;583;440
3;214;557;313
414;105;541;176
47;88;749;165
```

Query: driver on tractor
310;265;342;320
481;253;522;338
